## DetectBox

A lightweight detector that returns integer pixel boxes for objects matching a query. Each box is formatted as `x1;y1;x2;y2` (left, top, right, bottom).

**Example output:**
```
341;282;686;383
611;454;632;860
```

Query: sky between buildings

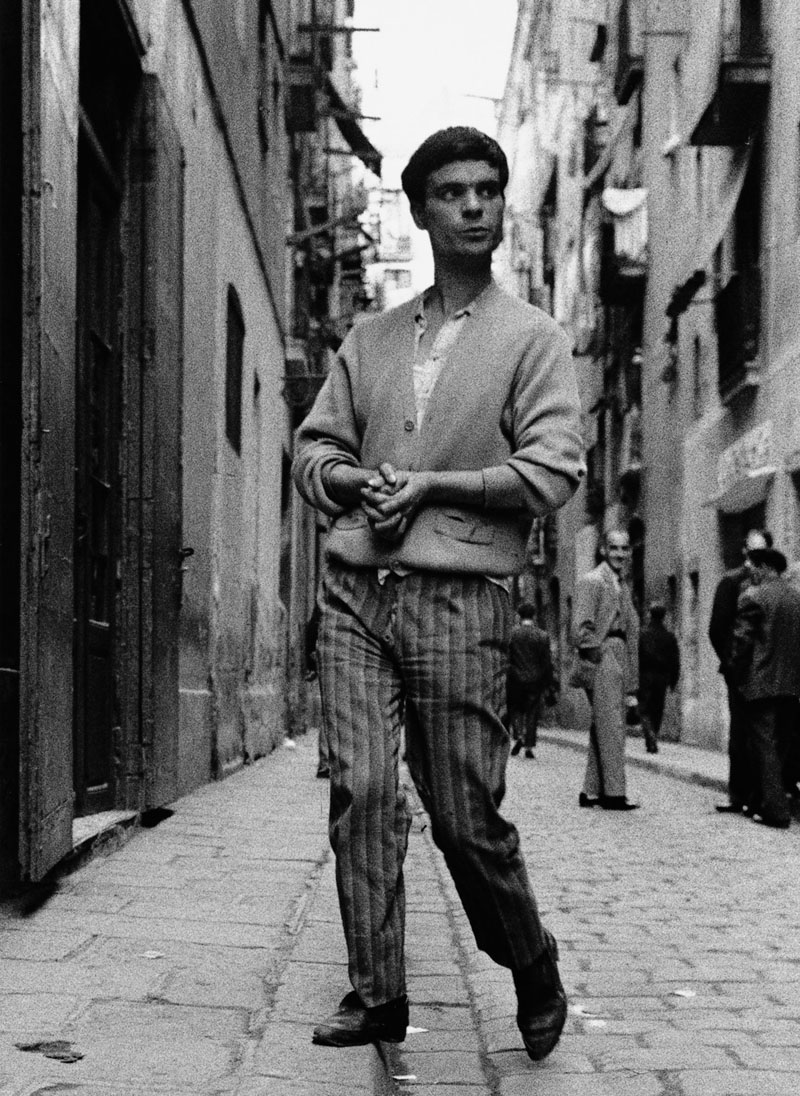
352;0;518;189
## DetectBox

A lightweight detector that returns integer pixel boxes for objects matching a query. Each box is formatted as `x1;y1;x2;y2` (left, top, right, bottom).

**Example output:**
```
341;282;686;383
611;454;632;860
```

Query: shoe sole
312;1029;407;1047
521;993;567;1061
519;931;566;1061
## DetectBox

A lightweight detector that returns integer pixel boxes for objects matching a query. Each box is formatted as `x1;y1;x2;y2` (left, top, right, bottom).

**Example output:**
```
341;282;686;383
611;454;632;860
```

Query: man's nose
462;188;483;214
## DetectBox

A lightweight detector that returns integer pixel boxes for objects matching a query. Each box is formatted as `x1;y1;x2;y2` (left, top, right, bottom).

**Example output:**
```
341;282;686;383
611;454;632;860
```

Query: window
692;334;703;419
258;1;283;150
715;142;762;398
225;286;244;454
686;570;700;699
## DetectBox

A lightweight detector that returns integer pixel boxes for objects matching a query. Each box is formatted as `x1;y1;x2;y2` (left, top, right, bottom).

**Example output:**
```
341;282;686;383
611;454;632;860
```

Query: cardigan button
403;419;415;432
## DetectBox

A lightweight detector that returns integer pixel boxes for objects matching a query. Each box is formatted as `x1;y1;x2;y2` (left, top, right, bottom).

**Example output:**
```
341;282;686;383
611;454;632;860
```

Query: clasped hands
360;462;430;543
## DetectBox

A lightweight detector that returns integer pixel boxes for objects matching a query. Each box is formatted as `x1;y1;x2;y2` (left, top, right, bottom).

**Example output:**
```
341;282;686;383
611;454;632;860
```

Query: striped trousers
317;563;547;1008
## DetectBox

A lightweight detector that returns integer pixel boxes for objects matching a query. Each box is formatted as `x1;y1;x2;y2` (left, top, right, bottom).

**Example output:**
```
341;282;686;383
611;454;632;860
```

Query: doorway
73;0;140;815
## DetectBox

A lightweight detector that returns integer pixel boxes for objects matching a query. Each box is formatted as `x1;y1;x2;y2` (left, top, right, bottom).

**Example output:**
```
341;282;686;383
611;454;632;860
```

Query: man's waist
325;504;531;576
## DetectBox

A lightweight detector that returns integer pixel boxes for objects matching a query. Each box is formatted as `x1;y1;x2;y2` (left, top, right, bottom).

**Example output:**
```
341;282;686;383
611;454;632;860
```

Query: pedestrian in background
507;602;556;760
571;528;640;810
728;547;800;828
784;560;800;803
638;602;680;754
293;127;584;1059
709;528;771;815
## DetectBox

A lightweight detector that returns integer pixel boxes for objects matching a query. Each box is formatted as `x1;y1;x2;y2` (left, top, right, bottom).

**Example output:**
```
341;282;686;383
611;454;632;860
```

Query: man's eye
478;184;501;198
438;186;461;200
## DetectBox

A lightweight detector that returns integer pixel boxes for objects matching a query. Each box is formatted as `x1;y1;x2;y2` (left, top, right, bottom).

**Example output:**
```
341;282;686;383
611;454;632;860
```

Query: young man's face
411;160;504;266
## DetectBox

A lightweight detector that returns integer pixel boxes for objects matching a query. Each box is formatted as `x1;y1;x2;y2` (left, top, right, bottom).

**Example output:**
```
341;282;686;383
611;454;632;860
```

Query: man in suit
572;529;640;810
709;528;771;814
638;602;680;754
293;128;584;1058
728;547;800;828
507;602;556;759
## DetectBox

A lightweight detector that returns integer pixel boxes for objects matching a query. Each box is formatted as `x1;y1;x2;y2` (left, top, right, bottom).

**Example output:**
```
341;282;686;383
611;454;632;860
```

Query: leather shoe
751;813;790;829
715;803;743;814
578;792;599;808
510;739;522;756
600;796;640;811
514;930;568;1061
312;991;408;1047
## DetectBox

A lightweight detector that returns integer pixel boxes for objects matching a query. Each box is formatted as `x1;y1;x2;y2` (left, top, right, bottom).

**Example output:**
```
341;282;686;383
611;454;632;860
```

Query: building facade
498;0;800;748
0;0;376;887
280;0;380;734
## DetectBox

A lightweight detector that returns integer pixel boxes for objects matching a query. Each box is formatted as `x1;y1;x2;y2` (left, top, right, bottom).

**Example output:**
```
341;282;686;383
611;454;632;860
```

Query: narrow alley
1;726;797;1096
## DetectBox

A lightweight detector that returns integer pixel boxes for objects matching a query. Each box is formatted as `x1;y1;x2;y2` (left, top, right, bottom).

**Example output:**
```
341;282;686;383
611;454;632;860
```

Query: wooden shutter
123;74;184;809
18;21;79;880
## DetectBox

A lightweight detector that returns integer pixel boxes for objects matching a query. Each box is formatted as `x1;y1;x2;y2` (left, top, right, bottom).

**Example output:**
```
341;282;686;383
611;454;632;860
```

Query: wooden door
73;128;123;816
18;16;80;879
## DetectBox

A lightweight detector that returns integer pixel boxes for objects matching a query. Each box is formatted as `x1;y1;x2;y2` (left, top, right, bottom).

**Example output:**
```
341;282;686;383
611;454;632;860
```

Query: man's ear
410;202;427;231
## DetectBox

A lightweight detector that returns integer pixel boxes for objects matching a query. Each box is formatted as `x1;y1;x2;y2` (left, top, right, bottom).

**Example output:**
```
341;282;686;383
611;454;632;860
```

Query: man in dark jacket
638;603;680;754
708;529;770;813
507;603;556;759
729;547;800;828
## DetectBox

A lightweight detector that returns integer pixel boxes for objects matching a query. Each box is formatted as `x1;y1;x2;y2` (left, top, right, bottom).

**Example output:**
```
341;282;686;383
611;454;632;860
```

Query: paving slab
0;725;794;1096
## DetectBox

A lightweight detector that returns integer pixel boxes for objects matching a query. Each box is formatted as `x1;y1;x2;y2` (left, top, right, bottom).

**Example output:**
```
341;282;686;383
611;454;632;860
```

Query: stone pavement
1;725;798;1096
538;724;729;793
456;729;800;1096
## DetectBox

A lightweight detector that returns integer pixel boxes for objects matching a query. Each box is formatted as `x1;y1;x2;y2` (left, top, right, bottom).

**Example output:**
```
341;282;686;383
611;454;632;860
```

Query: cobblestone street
0;728;798;1095
419;731;800;1096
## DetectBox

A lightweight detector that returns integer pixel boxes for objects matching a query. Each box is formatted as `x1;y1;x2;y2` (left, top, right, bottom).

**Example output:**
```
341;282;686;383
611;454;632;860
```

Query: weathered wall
127;0;290;787
643;0;800;748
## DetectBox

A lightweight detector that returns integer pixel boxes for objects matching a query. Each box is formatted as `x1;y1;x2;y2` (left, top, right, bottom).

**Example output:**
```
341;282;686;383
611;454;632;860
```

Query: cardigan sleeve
292;330;363;517
483;319;585;514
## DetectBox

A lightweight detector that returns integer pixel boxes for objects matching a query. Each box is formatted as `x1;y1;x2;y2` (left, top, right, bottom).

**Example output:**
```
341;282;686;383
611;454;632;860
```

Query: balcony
716;268;761;400
691;3;771;145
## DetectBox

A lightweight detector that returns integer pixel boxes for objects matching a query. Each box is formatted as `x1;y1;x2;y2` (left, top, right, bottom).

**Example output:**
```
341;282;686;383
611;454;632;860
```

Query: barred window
225;286;244;454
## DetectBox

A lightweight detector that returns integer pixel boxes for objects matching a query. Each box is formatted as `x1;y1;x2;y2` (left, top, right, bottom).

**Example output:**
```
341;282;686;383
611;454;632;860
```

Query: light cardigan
293;281;585;576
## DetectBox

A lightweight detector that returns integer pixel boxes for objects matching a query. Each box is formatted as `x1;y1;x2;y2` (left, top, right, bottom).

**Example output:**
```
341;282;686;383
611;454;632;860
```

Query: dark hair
400;127;509;207
748;547;787;573
649;602;667;619
516;602;536;620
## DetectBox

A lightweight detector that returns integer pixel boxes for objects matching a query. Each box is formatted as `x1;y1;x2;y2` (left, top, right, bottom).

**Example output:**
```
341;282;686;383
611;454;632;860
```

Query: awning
325;76;382;177
670;141;753;295
704;467;775;514
697;143;753;263
602;186;648;265
704;420;776;513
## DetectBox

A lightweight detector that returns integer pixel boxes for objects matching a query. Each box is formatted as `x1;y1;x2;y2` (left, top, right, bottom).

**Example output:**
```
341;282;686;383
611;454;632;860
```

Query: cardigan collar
413;279;499;327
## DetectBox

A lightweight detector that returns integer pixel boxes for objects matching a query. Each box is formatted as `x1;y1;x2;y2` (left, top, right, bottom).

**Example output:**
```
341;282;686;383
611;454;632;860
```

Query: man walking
572;529;640;810
709;529;771;814
729;547;800;828
638;602;680;754
293;127;584;1059
507;602;556;760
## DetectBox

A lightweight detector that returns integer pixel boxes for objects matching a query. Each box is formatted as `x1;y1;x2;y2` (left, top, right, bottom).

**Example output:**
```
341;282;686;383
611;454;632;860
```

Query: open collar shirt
381;284;509;588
